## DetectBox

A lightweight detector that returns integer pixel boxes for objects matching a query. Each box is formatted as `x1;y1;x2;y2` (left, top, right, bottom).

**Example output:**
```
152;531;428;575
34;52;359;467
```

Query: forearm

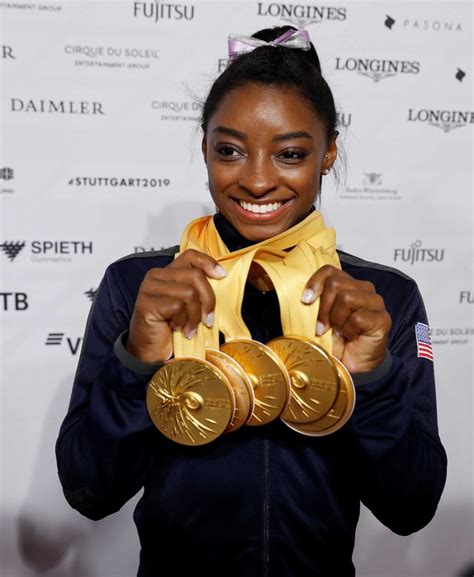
56;337;163;520
347;354;447;535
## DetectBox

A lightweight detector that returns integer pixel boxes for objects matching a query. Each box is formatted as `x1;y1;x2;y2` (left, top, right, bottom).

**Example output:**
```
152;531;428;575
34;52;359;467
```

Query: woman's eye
217;145;240;157
279;149;307;161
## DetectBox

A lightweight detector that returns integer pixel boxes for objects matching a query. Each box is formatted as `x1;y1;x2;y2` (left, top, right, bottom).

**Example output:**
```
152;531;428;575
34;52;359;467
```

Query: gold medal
282;355;355;437
267;336;339;424
206;349;255;433
146;358;235;446
221;339;291;426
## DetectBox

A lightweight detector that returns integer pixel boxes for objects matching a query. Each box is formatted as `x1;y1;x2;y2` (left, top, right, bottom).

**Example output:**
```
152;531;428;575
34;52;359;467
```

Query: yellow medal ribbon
176;210;340;354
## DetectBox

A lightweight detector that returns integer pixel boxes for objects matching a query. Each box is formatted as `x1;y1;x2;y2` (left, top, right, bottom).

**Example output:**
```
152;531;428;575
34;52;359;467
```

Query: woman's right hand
125;249;227;364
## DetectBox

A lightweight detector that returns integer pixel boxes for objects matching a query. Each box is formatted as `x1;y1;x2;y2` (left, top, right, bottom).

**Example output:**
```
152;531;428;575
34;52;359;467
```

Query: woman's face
202;83;337;242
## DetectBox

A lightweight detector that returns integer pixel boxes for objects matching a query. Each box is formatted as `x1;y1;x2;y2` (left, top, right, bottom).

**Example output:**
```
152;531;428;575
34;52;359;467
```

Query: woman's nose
238;155;279;197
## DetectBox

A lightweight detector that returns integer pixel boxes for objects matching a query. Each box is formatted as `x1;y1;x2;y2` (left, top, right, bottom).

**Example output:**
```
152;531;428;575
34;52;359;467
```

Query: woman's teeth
239;200;283;214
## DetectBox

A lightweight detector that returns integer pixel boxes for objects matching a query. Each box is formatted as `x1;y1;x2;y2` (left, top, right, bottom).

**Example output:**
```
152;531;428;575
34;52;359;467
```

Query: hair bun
251;25;322;74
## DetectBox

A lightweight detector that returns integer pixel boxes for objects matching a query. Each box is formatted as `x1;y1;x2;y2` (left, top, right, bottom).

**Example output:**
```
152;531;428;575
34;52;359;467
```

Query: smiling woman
56;25;447;577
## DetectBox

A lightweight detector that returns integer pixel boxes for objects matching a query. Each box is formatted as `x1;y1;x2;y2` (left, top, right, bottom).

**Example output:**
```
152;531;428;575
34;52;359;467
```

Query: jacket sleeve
55;262;165;521
345;280;447;535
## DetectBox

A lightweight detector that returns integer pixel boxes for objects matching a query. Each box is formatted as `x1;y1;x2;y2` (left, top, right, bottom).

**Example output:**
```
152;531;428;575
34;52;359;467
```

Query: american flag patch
415;322;433;361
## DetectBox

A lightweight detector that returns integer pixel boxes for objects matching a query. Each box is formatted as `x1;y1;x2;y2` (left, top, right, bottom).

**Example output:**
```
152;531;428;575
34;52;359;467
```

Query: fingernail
301;289;315;304
316;321;325;336
205;312;215;328
334;328;342;338
214;265;227;278
186;328;197;340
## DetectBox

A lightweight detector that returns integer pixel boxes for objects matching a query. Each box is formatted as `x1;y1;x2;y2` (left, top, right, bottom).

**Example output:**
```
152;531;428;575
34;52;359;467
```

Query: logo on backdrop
1;45;15;59
68;176;171;188
340;172;400;201
134;246;168;253
256;3;346;27
363;173;382;185
0;292;28;311
336;111;352;129
64;45;160;71
432;291;474;345
0;167;15;194
0;241;93;263
133;2;195;22
0;167;13;180
85;288;98;302
10;98;105;115
0;3;62;12
218;58;229;73
393;240;444;265
384;14;462;32
335;57;420;82
152;99;202;121
384;15;395;29
460;291;473;304
45;332;82;355
0;241;26;261
407;108;473;132
432;326;473;346
455;68;466;82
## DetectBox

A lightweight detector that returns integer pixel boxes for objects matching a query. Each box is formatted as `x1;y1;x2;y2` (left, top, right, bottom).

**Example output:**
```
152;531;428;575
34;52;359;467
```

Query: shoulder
338;249;421;307
338;249;414;285
100;245;180;299
109;245;179;274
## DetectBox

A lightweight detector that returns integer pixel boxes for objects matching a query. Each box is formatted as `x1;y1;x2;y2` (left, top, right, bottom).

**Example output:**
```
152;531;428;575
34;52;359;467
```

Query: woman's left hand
301;265;392;374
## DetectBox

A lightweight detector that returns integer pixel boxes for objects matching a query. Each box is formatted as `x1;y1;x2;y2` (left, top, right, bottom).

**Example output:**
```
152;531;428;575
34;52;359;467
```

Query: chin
237;224;284;242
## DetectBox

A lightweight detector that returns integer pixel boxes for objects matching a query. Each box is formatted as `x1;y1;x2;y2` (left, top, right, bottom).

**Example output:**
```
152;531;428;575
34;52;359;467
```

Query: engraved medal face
282;355;356;437
146;358;234;446
221;339;291;426
267;336;339;423
206;349;255;433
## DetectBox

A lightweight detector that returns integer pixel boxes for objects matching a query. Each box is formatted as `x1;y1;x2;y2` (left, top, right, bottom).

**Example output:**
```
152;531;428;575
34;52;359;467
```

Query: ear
322;133;338;172
201;134;208;165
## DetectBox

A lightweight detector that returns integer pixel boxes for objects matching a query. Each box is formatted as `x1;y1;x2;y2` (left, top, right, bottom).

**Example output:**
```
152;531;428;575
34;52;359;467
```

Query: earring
322;168;330;175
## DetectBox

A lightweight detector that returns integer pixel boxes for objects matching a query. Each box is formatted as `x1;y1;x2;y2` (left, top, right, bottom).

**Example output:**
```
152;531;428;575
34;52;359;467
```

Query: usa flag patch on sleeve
415;322;433;361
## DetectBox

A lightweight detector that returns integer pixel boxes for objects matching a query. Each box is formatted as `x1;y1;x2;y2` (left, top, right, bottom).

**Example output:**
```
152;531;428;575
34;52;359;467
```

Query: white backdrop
0;1;472;576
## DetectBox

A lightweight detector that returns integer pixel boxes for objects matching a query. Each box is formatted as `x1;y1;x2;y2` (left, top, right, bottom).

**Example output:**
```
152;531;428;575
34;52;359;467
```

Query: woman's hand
301;265;392;374
126;249;227;364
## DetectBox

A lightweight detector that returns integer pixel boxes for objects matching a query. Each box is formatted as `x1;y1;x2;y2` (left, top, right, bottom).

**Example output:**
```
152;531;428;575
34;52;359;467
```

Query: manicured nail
186;328;197;340
316;321;325;336
205;312;215;328
214;265;227;278
301;288;315;304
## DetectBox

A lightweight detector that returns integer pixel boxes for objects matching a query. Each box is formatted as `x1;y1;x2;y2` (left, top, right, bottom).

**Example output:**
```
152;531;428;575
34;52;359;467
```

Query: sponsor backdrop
0;1;472;576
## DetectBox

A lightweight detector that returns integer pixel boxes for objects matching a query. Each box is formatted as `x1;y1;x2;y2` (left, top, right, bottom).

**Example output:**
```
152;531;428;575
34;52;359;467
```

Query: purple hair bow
227;29;311;63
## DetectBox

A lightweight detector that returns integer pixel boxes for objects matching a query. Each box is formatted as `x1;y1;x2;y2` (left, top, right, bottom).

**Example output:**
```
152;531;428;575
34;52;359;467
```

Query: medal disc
206;349;255;433
282;355;355;437
221;339;291;426
267;336;340;424
146;358;235;446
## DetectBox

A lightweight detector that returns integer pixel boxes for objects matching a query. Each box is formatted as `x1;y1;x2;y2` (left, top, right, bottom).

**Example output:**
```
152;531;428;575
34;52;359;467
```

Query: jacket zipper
263;438;270;576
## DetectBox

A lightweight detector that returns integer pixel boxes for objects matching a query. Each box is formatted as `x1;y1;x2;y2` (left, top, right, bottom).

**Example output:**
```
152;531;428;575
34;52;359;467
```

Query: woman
56;26;447;576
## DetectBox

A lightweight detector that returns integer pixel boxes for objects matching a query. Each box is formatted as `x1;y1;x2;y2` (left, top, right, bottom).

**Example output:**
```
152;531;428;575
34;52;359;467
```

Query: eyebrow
212;126;314;142
212;126;247;140
273;131;314;142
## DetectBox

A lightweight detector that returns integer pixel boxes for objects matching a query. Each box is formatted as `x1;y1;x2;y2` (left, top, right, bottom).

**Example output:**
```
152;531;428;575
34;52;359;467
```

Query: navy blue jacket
56;215;447;577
